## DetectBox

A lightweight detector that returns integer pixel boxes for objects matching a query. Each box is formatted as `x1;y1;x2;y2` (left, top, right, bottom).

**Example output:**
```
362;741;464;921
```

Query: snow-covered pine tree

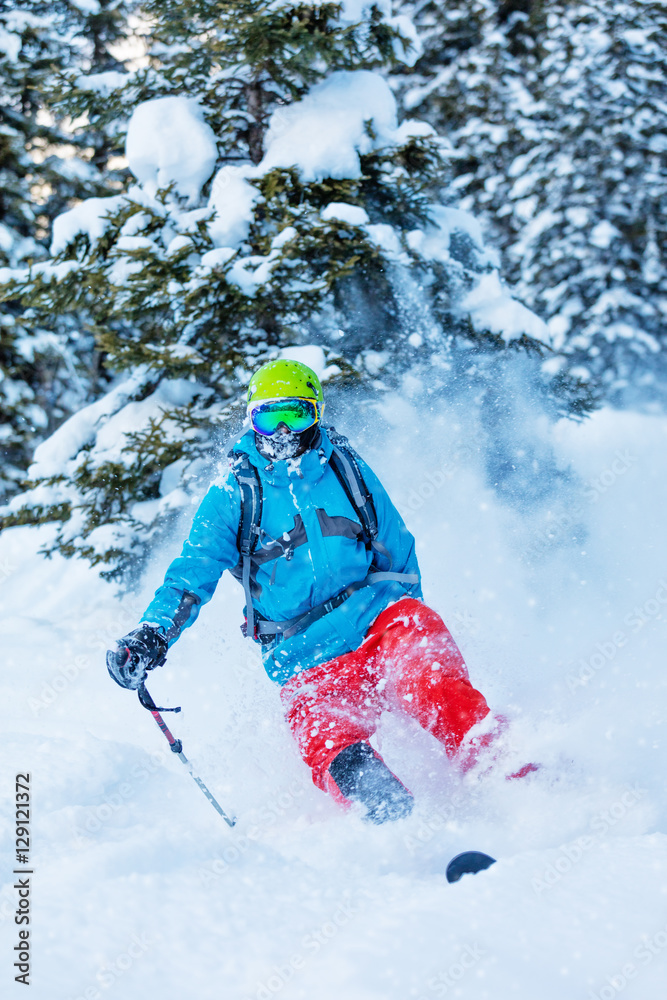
0;1;88;499
63;0;137;155
0;0;137;499
401;0;667;404
4;0;553;582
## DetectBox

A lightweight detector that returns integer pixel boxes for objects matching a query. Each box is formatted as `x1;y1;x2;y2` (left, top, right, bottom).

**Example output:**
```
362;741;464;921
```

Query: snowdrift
2;400;667;999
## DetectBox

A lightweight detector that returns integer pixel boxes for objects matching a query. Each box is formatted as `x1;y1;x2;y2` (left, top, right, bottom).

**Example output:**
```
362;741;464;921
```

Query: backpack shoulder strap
327;427;380;551
229;452;263;637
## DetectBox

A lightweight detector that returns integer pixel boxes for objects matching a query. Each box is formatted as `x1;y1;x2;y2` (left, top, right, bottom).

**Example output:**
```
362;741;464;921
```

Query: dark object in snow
328;741;414;824
446;851;496;883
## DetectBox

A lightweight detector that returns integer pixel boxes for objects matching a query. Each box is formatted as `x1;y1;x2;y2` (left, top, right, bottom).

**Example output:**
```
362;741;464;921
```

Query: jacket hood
232;425;334;488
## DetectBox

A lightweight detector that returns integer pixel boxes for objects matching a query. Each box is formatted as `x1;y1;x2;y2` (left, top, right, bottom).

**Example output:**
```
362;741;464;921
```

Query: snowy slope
2;401;667;1000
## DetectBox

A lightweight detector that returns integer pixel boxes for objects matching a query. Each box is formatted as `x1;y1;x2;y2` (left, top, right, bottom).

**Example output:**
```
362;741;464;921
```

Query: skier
107;359;528;823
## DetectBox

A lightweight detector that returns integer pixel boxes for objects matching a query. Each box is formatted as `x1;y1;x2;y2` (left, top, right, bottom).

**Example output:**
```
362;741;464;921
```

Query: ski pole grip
137;683;181;713
137;683;156;711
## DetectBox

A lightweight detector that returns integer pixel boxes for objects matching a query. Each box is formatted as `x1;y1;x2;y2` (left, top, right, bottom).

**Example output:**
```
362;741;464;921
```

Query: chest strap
255;569;420;642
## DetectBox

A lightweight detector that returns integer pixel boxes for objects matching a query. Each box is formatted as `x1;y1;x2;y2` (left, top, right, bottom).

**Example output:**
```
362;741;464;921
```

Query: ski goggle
248;397;320;437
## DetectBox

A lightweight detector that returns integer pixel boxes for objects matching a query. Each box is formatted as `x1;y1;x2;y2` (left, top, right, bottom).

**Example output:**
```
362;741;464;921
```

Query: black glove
106;624;168;690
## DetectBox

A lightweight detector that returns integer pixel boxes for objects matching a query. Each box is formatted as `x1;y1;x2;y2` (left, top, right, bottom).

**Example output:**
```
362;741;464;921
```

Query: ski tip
446;851;496;884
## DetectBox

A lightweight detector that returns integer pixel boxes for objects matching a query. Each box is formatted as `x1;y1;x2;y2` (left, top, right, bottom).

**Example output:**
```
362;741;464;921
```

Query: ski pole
137;682;236;828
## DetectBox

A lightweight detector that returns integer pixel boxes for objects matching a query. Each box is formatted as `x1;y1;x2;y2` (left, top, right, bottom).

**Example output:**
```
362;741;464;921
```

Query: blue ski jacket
141;427;422;685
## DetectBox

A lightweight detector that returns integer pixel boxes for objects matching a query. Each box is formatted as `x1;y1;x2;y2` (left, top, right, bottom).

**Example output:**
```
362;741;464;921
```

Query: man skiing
107;359;518;823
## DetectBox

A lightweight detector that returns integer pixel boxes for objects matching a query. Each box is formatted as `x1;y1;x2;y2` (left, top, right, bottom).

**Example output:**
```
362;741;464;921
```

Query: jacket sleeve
140;471;241;644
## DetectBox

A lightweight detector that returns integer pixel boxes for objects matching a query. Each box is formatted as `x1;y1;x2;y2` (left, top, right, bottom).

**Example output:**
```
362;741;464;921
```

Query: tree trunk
246;76;266;165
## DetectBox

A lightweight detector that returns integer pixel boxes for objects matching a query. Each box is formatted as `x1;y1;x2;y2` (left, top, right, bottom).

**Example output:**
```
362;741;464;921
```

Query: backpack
230;428;417;642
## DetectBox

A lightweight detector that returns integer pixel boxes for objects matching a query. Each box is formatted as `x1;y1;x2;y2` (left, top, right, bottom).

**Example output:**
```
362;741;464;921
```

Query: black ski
446;851;496;883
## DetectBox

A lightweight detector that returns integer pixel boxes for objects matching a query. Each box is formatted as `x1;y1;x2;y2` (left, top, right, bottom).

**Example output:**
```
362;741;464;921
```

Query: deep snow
2;398;667;1000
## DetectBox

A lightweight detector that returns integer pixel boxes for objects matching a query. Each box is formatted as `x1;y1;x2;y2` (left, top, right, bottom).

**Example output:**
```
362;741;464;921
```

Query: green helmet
247;359;324;405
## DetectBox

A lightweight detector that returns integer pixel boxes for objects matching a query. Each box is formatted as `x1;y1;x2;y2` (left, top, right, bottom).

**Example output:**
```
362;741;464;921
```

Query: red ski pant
280;598;491;795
